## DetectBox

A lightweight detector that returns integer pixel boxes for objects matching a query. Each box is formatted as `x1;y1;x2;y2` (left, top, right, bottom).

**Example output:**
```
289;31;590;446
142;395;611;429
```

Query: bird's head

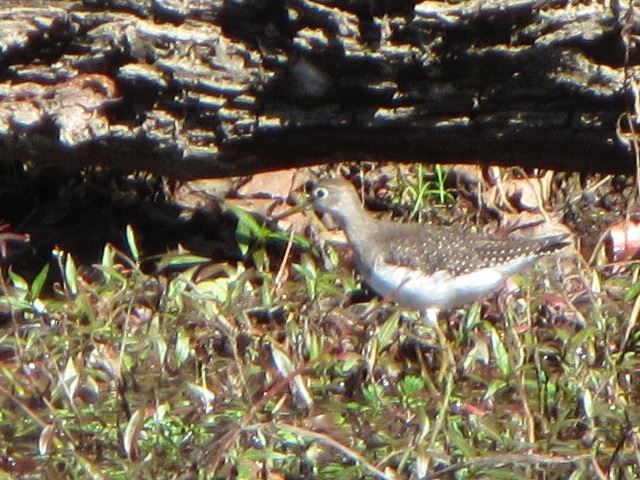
311;178;364;228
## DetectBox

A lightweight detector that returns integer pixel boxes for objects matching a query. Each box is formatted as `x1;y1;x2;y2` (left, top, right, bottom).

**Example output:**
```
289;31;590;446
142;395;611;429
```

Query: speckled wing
370;222;568;276
368;222;478;276
469;234;569;270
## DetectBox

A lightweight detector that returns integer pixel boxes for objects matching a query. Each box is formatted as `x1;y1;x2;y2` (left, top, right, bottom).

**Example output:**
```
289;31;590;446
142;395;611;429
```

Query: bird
310;177;570;325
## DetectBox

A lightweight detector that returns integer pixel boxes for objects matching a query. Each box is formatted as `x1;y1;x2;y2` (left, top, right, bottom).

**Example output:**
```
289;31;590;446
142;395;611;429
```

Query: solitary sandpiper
311;177;569;324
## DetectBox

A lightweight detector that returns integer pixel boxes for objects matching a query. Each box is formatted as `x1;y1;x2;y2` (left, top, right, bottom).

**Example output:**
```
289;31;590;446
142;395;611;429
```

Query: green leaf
157;252;210;270
64;254;78;296
487;324;511;376
399;375;425;397
101;243;115;269
252;247;269;272
235;215;252;256
377;311;400;350
242;448;289;462
362;384;383;411
126;224;140;262
292;254;319;301
228;204;265;256
8;270;28;292
465;302;483;331
99;244;116;283
434;163;452;203
484;378;508;401
155;335;167;365
30;263;49;300
175;329;191;366
625;280;640;302
0;296;32;311
228;203;312;251
308;331;321;360
167;273;189;302
581;388;593;420
449;422;477;457
195;277;230;303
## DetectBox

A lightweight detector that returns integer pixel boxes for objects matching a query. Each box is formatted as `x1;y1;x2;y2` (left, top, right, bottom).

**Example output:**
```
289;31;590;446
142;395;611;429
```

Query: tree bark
0;0;638;178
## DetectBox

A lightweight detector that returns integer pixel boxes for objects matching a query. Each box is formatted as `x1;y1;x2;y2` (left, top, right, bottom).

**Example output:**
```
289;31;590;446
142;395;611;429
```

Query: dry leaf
498;211;573;241
173;177;234;209
606;220;640;262
237;169;307;199
123;408;146;459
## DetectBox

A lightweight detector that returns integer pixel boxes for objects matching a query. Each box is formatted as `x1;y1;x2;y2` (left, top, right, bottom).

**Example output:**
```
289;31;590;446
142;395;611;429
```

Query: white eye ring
313;187;328;199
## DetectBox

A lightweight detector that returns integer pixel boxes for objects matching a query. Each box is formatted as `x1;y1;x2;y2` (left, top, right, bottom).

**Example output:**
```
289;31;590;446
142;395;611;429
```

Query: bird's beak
269;192;313;222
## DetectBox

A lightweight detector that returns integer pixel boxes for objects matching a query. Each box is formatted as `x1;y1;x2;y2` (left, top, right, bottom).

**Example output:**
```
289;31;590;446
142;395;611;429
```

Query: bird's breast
362;257;534;311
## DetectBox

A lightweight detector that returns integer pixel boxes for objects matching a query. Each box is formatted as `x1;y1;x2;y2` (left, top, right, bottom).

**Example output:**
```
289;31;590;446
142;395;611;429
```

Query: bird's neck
336;207;379;251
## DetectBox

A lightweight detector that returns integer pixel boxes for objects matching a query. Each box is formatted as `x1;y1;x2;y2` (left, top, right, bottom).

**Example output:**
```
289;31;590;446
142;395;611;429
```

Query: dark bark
0;0;638;178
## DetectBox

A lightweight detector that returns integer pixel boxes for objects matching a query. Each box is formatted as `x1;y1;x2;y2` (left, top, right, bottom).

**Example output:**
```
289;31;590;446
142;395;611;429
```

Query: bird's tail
538;233;572;254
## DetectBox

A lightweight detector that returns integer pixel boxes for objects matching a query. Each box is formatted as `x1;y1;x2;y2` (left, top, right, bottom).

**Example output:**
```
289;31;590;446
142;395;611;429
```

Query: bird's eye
313;187;328;199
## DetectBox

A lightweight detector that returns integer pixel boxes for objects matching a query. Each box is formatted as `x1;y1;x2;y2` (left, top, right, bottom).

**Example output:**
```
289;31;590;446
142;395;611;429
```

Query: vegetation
0;163;638;479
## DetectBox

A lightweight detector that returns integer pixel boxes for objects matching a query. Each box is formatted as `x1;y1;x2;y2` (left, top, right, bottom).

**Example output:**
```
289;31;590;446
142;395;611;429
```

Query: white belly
363;258;534;311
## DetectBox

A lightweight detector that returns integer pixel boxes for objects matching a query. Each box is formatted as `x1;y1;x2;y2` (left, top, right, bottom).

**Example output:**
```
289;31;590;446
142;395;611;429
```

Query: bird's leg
421;308;453;382
423;308;440;327
421;307;456;464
